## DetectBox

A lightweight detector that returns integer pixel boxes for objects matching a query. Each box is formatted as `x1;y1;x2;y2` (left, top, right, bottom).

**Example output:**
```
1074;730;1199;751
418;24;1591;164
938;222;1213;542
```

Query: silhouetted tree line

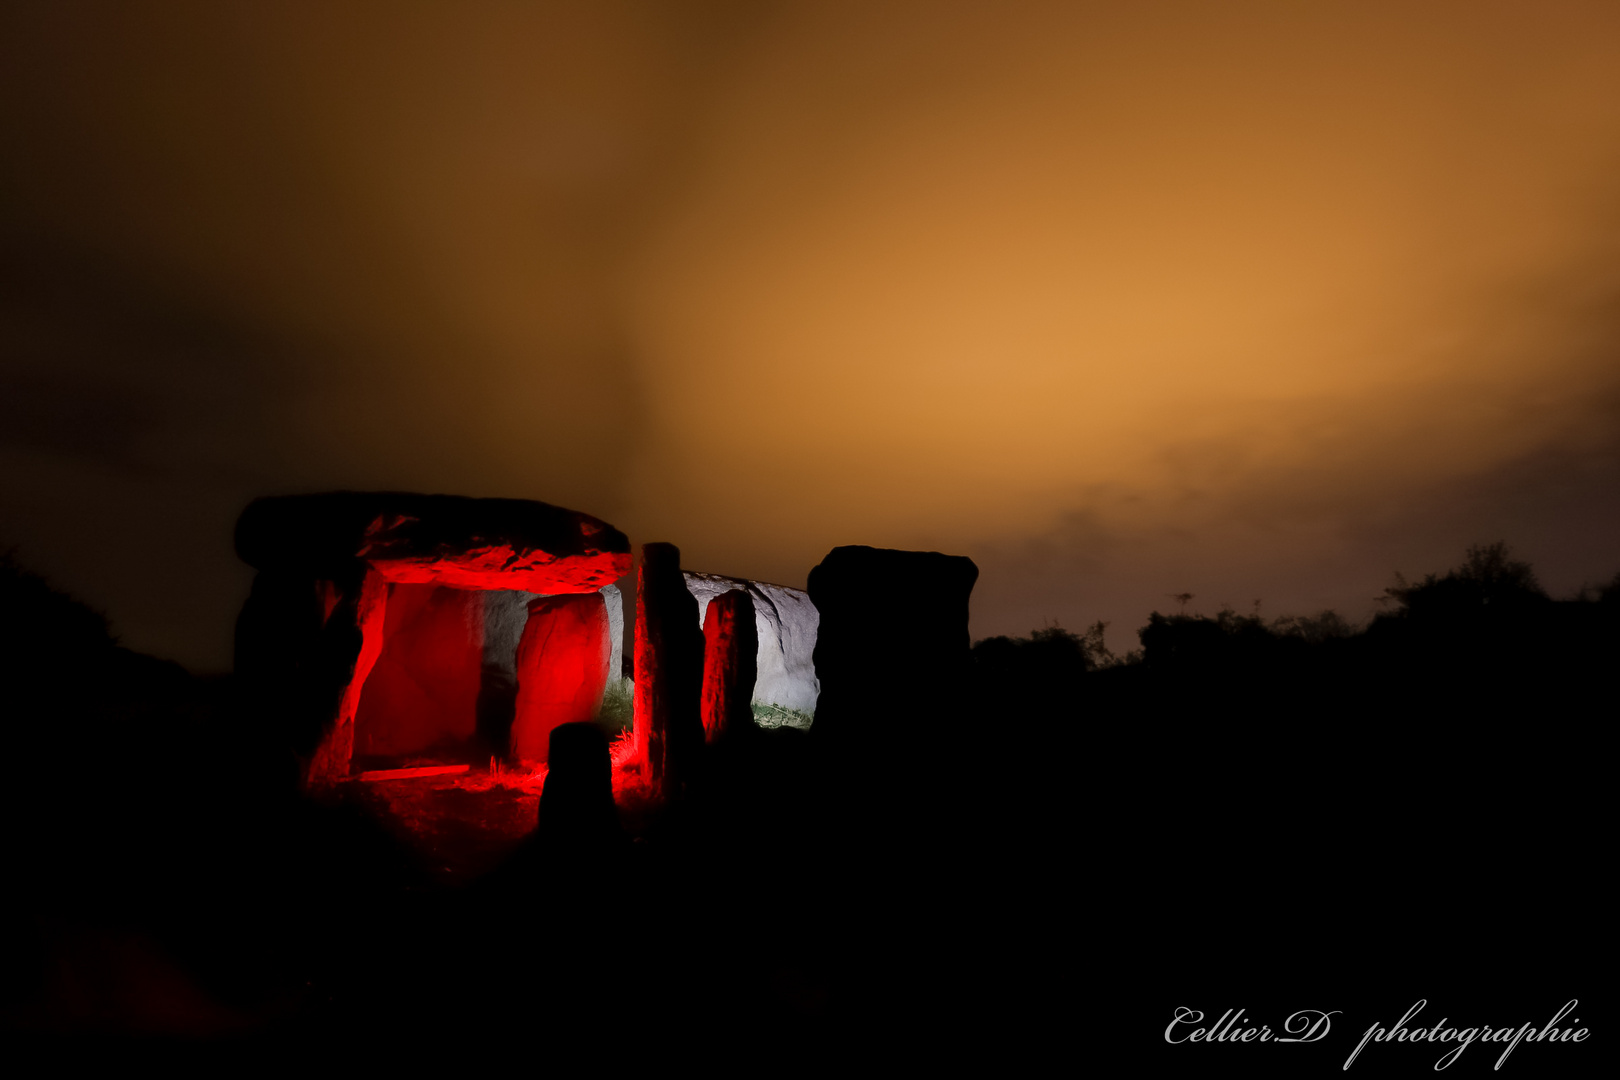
973;541;1619;725
970;542;1611;1001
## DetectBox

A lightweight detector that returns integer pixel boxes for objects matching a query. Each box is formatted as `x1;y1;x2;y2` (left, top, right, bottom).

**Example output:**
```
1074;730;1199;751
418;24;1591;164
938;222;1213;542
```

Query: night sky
4;1;1620;673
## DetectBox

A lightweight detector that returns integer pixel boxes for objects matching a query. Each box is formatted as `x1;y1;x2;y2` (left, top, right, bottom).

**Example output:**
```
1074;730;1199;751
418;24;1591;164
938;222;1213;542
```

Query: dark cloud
0;239;306;472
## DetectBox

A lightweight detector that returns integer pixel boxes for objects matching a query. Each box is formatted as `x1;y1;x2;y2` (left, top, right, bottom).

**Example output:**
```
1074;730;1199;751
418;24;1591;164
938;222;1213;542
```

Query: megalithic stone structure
233;492;629;787
701;589;758;743
235;561;390;787
683;572;819;724
633;543;705;792
511;593;613;762
808;545;979;763
536;722;623;849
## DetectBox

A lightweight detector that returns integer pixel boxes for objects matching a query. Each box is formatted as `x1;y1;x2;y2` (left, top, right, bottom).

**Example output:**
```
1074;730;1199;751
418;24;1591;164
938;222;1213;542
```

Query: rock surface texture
700;589;758;743
511;594;612;762
480;586;621;758
683;572;820;726
807;546;978;759
352;583;483;759
234;492;629;785
632;543;704;792
237;491;629;593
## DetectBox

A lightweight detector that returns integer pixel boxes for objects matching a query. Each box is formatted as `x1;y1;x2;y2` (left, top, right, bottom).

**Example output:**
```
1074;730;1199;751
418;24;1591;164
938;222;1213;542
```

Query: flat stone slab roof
236;491;630;593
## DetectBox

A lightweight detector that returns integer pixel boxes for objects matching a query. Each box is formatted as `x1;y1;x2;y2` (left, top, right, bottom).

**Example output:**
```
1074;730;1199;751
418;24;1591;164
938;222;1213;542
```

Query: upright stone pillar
511;593;612;762
632;543;704;792
309;567;390;783
536;722;622;849
236;562;389;787
808;546;978;759
701;589;758;743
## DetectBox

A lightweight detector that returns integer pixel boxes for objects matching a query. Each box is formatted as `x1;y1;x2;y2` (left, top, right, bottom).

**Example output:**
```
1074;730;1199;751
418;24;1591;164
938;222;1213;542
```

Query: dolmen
234;492;630;786
234;487;979;805
631;553;824;793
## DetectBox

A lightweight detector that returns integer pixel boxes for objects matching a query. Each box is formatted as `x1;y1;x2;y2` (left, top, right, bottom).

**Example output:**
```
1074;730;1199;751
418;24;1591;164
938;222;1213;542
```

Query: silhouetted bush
1269;608;1355;643
1381;540;1548;619
972;623;1089;722
1599;571;1620;604
0;548;115;670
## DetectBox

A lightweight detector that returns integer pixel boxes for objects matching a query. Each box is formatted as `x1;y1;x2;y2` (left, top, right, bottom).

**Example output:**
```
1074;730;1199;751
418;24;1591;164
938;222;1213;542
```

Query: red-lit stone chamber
234;492;631;785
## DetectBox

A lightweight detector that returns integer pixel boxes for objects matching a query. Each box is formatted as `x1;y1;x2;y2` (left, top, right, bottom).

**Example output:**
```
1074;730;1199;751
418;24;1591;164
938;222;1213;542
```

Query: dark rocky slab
808;545;978;754
236;491;629;593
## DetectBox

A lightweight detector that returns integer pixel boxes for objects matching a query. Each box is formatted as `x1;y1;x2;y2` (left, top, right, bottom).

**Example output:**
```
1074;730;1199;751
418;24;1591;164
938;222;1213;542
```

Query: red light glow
352;583;484;759
366;544;626;594
510;594;611;762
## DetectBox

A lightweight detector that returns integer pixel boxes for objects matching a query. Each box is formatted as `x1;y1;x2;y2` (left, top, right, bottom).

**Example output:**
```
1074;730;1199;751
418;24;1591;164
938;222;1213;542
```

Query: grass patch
751;702;814;731
595;676;633;733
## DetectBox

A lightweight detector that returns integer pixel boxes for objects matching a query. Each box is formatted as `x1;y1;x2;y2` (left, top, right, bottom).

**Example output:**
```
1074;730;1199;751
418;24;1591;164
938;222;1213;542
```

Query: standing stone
701;589;758;743
236;567;363;784
511;594;612;762
632;543;704;792
479;584;623;759
536;722;622;848
236;563;391;786
352;583;484;761
476;589;534;757
807;546;979;758
684;572;819;725
599;584;624;682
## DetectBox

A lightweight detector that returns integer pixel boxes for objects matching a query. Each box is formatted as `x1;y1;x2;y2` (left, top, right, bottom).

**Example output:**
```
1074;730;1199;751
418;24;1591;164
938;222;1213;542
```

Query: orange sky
4;1;1620;670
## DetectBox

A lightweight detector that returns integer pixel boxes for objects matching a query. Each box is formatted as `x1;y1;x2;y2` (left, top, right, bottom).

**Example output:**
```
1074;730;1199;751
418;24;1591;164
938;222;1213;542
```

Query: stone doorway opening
348;582;623;775
233;492;630;786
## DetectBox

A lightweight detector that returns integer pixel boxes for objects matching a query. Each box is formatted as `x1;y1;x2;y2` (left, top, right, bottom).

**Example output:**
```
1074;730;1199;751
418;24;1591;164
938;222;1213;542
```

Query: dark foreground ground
0;633;1053;1067
1;547;1611;1074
